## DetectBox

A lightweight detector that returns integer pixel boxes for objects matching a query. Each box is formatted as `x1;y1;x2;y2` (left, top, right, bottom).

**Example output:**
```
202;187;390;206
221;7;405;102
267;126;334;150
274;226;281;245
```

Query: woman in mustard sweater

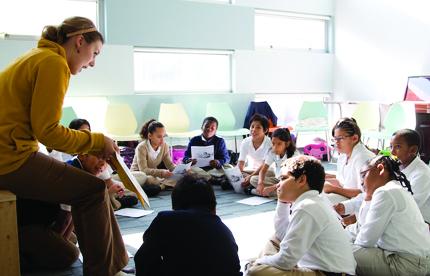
0;17;127;276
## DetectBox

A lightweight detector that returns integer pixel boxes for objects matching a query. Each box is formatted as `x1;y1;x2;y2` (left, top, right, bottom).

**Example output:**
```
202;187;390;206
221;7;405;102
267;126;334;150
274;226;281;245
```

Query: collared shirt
402;156;430;222
147;140;161;161
355;181;430;257
238;136;272;171
257;191;356;274
337;142;375;189
264;150;300;178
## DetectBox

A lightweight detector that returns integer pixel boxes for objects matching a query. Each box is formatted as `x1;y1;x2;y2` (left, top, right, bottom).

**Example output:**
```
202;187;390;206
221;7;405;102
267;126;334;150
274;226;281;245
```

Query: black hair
371;155;413;194
201;116;218;129
139;119;164;140
285;156;325;193
171;175;216;212
332;117;362;140
272;128;296;158
249;113;269;133
392;129;421;151
69;118;91;131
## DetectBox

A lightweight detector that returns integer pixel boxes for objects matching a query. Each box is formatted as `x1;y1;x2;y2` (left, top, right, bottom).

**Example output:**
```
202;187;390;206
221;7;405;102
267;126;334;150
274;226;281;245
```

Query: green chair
367;101;416;148
295;101;330;160
351;102;380;144
104;103;140;141
205;102;249;152
60;106;78;127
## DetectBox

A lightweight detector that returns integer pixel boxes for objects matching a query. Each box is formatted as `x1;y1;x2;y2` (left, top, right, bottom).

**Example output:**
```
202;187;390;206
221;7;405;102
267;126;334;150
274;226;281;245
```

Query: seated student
183;116;231;180
324;118;374;204
246;155;356;276
131;119;177;189
238;114;272;188
390;129;430;224
249;128;299;197
353;155;430;275
134;174;242;276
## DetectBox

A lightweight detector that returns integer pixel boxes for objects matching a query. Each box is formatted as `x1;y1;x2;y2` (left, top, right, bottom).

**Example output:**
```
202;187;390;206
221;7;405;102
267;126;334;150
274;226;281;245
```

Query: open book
111;153;150;209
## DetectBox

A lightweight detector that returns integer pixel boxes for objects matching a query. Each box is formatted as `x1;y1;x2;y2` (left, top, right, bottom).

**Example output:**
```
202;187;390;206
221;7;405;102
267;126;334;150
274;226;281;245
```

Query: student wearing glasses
353;155;430;275
323;118;375;205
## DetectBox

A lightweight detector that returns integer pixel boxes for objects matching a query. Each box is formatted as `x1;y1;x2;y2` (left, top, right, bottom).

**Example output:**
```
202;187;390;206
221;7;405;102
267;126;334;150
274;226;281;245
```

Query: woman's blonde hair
41;16;104;45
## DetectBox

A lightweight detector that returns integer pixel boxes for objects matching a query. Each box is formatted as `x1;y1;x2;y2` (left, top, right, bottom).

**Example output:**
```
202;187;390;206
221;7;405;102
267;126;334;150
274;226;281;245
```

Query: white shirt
258;191;356;275
238;136;272;171
147;140;161;161
402;156;430;223
337;142;374;189
265;150;300;178
355;181;430;257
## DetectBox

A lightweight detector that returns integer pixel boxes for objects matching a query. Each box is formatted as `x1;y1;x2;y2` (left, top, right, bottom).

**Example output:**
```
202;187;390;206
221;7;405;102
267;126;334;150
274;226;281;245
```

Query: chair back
297;101;328;127
206;102;236;131
105;103;138;136
60;106;78;127
383;102;416;134
351;102;380;131
158;103;190;133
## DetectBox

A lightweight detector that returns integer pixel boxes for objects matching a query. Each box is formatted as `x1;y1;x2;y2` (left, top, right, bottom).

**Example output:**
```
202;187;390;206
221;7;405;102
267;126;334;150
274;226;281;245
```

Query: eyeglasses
331;135;352;143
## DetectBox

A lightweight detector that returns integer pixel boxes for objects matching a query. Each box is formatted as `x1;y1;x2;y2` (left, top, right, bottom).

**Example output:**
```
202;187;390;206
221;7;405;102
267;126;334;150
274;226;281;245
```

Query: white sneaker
114;271;135;276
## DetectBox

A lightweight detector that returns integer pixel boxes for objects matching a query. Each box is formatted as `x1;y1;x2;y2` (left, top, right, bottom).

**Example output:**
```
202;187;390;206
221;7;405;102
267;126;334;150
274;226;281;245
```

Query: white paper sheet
191;145;214;168
224;166;245;194
236;196;275;206
172;162;192;175
114;208;154;218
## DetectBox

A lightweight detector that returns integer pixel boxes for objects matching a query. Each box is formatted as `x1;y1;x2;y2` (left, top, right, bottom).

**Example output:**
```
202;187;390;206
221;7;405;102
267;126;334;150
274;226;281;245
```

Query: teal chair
60;106;77;127
367;101;416;149
295;101;331;160
205;102;249;152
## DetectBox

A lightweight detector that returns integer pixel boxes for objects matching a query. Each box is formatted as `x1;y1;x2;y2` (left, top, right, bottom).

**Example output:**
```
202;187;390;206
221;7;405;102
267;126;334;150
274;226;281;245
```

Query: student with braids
353;155;430;276
324;118;374;205
390;129;430;224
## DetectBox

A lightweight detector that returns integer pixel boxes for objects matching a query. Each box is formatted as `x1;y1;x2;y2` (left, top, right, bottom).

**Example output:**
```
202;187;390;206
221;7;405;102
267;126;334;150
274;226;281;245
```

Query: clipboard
110;153;150;209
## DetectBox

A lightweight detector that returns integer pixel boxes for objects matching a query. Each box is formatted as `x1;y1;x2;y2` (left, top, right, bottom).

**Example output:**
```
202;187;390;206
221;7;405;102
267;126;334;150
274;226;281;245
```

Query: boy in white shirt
246;155;356;276
353;155;430;275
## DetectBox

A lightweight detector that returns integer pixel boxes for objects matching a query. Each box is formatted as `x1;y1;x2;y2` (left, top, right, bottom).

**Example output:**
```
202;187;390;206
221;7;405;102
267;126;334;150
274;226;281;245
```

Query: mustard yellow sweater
0;38;104;175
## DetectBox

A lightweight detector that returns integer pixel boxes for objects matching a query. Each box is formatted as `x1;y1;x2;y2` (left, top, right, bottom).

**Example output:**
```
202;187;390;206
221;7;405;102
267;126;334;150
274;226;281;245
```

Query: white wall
333;0;430;102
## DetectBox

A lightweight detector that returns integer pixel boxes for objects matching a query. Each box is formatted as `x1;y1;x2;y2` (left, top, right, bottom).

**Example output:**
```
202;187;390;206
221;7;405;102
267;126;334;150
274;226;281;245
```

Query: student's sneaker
244;186;255;195
117;195;138;209
114;271;134;276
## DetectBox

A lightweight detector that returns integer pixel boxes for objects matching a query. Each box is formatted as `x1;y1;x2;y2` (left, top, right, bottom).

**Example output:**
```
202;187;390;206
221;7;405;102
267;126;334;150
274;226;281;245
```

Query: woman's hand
101;136;119;160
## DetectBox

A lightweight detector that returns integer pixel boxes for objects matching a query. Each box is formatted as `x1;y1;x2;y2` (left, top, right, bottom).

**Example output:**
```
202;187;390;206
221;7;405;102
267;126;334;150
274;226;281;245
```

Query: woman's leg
0;152;128;276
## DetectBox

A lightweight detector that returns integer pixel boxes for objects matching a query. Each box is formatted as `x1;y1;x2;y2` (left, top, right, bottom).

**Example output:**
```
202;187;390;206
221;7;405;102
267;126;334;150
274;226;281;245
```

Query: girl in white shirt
354;155;430;276
238;114;272;188
324;118;374;204
250;128;299;197
390;128;430;223
246;155;356;276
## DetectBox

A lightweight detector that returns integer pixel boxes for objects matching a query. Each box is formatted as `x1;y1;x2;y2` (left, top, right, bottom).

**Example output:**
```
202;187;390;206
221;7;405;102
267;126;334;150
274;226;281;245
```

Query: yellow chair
205;102;249;152
351;102;380;144
158;103;199;140
104;103;140;141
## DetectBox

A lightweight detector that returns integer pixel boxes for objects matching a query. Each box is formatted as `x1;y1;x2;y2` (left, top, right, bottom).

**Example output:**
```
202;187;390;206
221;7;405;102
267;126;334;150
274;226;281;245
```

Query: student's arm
135;144;165;178
256;209;321;270
324;184;361;199
410;174;430;210
182;137;195;164
273;201;291;241
237;139;248;172
162;143;175;171
354;191;395;248
214;138;230;168
134;216;163;276
340;193;364;215
238;161;245;172
257;164;270;195
242;164;262;186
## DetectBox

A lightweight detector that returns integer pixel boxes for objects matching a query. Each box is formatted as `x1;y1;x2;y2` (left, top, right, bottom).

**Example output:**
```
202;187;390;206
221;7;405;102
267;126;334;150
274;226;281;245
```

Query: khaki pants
246;236;324;276
0;152;128;276
353;245;430;276
19;224;79;271
250;169;278;188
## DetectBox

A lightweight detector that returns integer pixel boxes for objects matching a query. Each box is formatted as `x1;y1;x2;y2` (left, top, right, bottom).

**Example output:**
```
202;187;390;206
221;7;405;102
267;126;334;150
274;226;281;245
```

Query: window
255;10;330;52
0;0;98;37
134;48;232;93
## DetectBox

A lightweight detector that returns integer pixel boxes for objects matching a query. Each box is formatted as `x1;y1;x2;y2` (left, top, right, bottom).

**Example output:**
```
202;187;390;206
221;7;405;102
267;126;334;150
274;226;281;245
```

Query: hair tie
66;27;97;38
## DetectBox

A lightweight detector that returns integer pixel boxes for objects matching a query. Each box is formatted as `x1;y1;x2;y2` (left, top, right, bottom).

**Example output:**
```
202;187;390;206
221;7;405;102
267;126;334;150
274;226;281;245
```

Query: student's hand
109;183;124;197
341;214;357;226
334;203;345;215
325;178;341;187
256;183;265;195
262;185;277;197
101;136;119;160
323;182;338;194
241;175;251;187
209;160;220;168
185;158;197;165
163;170;174;178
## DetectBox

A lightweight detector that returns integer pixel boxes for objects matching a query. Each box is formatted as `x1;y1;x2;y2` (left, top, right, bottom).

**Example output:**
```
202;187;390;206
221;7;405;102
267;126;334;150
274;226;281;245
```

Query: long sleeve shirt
130;140;175;178
355;181;430;257
257;191;356;275
0;38;104;175
183;135;230;169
